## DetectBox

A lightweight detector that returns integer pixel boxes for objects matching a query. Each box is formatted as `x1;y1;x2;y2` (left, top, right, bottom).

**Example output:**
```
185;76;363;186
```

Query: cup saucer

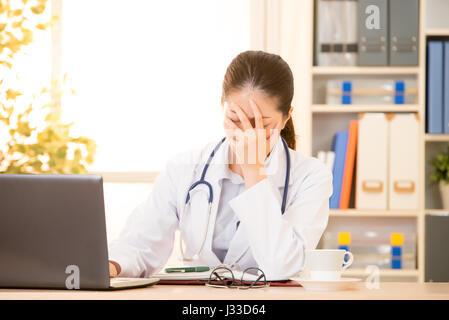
292;277;362;292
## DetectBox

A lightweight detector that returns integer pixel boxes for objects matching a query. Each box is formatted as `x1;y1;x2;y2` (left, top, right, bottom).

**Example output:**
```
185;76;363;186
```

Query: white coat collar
193;136;292;267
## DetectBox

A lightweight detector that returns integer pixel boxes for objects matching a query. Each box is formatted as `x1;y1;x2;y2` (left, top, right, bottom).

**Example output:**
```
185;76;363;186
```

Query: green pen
165;266;210;273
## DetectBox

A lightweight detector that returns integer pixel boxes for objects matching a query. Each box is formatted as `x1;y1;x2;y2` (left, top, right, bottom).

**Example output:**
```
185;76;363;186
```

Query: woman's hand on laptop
109;261;120;278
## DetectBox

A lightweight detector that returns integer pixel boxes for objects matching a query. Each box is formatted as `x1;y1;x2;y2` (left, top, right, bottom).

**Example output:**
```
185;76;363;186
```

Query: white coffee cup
305;249;354;281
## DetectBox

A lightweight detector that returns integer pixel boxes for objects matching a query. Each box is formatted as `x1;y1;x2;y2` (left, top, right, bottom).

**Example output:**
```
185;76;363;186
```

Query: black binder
425;213;449;282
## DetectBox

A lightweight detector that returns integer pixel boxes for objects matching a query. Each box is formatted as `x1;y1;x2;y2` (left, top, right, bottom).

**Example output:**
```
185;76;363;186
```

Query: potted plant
430;144;449;210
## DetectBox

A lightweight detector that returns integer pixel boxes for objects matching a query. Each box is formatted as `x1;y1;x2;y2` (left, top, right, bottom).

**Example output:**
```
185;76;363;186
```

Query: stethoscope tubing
179;136;290;262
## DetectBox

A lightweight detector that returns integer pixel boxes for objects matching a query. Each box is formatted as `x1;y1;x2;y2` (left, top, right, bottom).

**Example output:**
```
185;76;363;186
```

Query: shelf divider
312;105;420;113
425;28;449;36
343;269;420;277
330;209;419;217
425;134;449;142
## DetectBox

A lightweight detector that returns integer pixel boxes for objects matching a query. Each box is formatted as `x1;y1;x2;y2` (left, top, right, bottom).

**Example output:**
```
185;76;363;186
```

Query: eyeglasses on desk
205;265;269;290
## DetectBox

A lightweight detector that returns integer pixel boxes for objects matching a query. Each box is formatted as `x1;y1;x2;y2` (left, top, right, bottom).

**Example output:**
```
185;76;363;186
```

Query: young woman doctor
108;50;333;280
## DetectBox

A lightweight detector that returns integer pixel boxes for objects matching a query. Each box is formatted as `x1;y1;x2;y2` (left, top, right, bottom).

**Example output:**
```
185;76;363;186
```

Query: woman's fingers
224;105;238;122
249;99;264;130
224;114;241;132
232;102;253;130
223;114;243;143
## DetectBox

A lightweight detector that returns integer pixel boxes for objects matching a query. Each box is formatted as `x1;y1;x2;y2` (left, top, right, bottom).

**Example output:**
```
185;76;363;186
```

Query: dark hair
221;50;296;150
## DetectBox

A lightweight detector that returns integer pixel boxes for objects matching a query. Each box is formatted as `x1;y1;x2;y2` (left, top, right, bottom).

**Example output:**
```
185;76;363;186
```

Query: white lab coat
108;137;333;280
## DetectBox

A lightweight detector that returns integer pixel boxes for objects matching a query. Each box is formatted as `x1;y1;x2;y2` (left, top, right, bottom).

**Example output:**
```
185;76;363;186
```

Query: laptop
0;174;159;290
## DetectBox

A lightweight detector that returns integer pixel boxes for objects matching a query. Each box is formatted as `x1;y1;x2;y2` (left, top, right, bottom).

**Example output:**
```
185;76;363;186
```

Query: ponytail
281;117;296;150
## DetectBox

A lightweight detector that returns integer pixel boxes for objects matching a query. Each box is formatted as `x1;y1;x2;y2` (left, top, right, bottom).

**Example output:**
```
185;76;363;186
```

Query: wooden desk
0;282;448;300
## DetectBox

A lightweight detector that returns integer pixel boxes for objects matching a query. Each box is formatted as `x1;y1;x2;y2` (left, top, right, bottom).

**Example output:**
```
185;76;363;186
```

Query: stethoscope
178;136;291;262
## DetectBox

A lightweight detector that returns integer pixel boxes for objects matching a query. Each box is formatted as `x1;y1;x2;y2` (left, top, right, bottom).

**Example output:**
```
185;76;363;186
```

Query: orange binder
340;120;358;209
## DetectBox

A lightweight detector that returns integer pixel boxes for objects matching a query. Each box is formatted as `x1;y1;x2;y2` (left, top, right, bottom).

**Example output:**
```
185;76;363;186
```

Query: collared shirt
211;172;244;262
210;141;278;263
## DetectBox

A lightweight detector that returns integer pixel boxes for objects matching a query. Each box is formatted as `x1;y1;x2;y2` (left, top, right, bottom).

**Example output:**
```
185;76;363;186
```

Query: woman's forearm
241;164;267;189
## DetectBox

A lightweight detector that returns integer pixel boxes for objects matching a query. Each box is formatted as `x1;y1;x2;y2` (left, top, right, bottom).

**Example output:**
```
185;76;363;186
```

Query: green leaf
0;61;13;68
16;144;27;153
17;121;32;137
35;23;46;30
21;28;33;45
56;146;67;159
13;20;23;28
30;160;43;170
429;144;449;183
6;89;22;100
71;166;81;174
31;5;45;14
11;9;23;17
30;144;44;155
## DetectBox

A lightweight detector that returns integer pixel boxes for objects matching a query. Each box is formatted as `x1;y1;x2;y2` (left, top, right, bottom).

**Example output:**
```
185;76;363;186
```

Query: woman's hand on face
223;99;281;188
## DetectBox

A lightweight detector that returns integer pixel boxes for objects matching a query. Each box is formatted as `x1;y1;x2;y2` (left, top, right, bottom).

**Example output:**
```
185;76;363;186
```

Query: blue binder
444;42;449;134
329;131;349;209
427;42;444;134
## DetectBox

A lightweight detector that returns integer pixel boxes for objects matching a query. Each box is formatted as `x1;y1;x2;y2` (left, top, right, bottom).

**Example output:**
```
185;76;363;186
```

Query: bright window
60;0;252;172
57;0;254;247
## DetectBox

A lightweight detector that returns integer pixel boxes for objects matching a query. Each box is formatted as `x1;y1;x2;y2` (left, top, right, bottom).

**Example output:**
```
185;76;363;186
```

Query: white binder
356;113;389;209
316;0;334;65
388;114;419;210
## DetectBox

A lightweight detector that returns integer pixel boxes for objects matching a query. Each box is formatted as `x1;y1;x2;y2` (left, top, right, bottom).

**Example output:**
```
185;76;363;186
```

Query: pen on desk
165;266;210;273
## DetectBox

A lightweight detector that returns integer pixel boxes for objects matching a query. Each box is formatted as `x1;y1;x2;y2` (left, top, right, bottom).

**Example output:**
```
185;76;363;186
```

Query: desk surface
0;282;448;300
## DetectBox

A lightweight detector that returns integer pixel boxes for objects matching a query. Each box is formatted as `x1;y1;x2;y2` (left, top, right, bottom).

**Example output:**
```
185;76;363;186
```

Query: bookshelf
279;0;449;283
422;5;449;285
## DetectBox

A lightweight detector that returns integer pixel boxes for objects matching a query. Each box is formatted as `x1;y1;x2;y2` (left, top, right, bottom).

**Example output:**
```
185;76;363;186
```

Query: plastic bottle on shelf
321;226;417;270
325;78;417;105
